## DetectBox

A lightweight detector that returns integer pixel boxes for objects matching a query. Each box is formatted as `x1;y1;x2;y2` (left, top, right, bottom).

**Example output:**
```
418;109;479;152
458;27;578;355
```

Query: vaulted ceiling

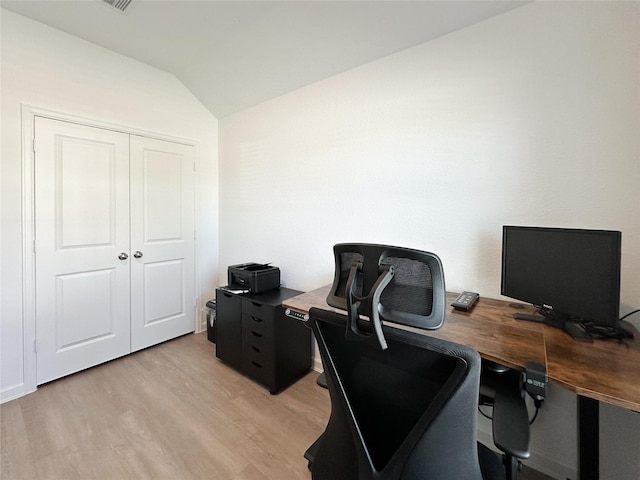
1;0;528;118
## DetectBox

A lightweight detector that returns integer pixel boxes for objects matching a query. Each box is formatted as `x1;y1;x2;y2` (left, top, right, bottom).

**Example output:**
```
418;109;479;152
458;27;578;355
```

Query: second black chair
305;243;508;480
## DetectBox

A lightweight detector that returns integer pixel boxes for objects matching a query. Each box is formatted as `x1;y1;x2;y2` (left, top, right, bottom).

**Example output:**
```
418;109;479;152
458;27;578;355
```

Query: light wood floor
1;332;555;480
1;333;329;479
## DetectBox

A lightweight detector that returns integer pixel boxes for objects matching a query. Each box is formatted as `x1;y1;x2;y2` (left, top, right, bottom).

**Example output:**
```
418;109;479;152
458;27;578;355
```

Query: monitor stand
513;312;593;342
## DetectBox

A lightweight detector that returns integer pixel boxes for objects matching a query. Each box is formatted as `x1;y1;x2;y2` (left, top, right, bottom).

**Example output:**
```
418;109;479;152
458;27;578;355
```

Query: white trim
193;142;203;334
22;104;197;146
16;104;202;400
312;340;322;373
18;106;38;400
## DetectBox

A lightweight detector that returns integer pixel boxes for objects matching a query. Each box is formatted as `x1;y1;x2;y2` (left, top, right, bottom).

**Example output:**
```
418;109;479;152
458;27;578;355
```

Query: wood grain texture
544;325;640;411
284;285;640;412
1;333;329;480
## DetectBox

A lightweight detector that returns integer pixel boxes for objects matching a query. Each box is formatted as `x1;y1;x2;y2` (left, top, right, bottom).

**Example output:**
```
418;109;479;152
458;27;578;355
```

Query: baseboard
313;355;323;374
1;382;36;404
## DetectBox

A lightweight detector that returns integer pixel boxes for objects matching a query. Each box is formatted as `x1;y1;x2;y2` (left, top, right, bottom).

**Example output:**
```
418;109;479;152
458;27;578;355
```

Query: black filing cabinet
215;287;311;394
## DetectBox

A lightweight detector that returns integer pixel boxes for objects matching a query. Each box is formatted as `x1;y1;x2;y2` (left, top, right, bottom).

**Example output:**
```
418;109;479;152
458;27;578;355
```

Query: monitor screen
501;226;621;329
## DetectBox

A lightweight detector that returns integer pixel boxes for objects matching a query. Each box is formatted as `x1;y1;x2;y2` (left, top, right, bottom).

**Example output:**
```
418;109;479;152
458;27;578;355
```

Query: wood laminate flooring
1;332;555;479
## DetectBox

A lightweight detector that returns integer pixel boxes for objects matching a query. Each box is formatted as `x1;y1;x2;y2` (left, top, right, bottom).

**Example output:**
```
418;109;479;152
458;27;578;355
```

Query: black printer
227;263;280;293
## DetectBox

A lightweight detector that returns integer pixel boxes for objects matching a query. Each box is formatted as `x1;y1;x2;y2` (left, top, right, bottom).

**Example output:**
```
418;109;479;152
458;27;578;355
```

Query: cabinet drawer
242;300;277;320
242;310;274;338
242;327;275;357
242;350;275;390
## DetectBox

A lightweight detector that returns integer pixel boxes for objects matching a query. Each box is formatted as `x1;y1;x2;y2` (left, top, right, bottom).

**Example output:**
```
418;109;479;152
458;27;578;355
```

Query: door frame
20;104;202;396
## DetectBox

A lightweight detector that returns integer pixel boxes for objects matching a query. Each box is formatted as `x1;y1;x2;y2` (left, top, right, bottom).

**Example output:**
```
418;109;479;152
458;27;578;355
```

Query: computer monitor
501;226;623;341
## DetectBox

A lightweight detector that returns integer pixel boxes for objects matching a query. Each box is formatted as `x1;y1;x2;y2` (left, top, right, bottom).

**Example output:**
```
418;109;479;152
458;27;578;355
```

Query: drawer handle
251;316;263;323
252;302;262;307
251;330;263;338
252;361;263;369
251;345;261;353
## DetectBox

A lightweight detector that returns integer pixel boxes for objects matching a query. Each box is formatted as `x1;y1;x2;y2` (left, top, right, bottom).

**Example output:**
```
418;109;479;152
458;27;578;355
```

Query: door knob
118;253;128;260
133;251;143;259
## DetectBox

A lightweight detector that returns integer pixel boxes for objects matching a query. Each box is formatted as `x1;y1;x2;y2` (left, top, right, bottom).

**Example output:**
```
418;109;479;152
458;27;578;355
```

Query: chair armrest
492;384;531;459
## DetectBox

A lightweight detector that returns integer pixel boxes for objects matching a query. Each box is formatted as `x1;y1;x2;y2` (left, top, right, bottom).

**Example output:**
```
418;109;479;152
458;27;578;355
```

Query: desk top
283;285;640;412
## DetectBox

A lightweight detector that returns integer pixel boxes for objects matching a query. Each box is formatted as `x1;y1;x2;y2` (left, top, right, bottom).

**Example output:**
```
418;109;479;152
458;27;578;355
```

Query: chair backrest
326;243;446;350
309;307;485;480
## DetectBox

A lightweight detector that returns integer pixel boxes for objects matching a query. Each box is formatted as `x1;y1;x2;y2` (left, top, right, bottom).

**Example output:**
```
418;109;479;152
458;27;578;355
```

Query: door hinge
34;339;38;353
32;139;36;153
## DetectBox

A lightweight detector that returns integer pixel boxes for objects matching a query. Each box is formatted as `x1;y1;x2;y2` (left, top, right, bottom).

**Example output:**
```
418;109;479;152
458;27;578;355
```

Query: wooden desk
543;323;640;479
283;285;640;480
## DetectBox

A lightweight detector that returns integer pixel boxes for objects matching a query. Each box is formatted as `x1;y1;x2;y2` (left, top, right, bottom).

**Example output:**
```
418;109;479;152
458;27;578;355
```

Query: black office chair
305;243;507;480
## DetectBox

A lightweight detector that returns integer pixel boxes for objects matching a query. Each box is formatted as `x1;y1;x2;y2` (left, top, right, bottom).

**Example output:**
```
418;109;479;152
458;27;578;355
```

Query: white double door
34;117;195;384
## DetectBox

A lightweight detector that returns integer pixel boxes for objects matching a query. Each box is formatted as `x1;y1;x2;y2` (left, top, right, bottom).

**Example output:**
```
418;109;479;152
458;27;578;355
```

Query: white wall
219;2;639;479
0;10;219;401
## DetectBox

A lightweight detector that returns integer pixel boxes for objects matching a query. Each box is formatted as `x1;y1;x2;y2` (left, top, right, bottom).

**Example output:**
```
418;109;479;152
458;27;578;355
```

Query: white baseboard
1;382;36;404
313;356;323;373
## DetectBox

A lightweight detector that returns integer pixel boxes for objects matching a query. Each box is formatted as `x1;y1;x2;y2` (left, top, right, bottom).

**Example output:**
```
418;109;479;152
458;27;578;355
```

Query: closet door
34;117;131;384
129;136;195;352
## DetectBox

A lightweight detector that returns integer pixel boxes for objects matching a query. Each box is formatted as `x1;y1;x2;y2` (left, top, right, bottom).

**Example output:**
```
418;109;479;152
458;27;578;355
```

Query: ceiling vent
101;0;133;13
